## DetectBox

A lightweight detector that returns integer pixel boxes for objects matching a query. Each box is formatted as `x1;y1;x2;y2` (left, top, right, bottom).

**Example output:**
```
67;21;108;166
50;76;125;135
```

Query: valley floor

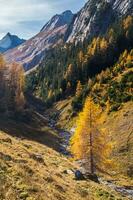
0;105;132;200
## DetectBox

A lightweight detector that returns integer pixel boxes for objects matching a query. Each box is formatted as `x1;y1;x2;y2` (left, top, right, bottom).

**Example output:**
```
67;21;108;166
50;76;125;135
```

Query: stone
30;153;45;164
0;138;12;144
85;173;99;183
0;152;12;161
63;169;74;175
75;170;85;180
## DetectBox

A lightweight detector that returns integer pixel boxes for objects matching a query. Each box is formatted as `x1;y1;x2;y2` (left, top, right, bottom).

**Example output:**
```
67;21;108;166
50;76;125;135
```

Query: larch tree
8;62;25;112
123;15;132;30
64;64;73;80
100;38;108;52
75;81;82;98
48;89;53;99
78;51;84;63
0;55;5;96
70;97;113;174
0;56;25;113
66;81;71;93
15;64;25;111
0;55;7;111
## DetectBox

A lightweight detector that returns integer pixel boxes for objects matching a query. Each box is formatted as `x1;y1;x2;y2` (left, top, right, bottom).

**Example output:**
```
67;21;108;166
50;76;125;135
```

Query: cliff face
67;0;133;43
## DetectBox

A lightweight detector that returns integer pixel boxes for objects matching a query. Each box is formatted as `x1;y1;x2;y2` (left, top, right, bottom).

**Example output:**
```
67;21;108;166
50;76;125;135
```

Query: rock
0;138;12;144
63;169;74;175
30;154;45;164
85;173;99;183
0;152;12;161
127;166;133;177
75;170;85;180
23;144;32;149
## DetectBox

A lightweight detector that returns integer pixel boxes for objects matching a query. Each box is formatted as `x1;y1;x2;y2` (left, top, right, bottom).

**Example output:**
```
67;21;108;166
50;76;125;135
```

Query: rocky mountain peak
41;10;73;32
66;0;133;43
0;33;25;53
4;0;132;71
5;11;74;71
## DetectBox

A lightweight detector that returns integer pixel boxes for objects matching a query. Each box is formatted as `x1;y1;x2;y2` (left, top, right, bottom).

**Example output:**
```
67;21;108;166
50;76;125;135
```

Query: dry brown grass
104;101;133;182
0;113;127;200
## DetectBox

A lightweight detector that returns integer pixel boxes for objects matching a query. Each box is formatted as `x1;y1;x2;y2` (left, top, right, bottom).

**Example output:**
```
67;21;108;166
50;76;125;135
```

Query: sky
0;0;87;40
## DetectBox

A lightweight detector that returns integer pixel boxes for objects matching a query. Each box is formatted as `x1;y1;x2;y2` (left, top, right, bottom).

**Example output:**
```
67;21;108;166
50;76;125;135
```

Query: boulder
75;170;85;180
85;173;99;183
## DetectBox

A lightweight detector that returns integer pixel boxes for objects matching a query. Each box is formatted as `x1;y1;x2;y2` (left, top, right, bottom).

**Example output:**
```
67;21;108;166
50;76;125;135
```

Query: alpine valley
0;0;133;199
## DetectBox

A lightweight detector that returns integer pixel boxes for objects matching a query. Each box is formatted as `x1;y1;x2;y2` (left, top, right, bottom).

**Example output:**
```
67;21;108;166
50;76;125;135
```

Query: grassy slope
0;113;127;200
104;102;133;178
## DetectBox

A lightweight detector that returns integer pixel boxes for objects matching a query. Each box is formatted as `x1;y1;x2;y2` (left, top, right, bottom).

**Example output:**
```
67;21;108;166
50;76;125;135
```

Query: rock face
5;11;73;71
0;33;25;53
67;0;133;43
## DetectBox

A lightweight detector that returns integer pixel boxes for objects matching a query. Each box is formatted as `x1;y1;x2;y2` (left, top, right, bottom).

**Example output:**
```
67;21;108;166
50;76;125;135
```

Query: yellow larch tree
0;57;25;113
66;81;71;93
123;16;133;30
78;51;84;63
126;54;132;62
0;55;7;111
75;80;82;98
8;62;25;111
70;97;113;174
100;38;108;52
64;64;73;80
15;64;25;111
48;89;53;99
0;55;6;90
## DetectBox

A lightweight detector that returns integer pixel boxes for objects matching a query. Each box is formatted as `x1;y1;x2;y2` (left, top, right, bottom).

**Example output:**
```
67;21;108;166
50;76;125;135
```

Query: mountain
67;0;133;43
0;33;25;53
5;11;73;71
4;0;133;71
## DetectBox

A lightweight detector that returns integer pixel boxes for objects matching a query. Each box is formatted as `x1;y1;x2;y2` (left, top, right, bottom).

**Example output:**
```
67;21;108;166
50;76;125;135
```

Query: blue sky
0;0;87;40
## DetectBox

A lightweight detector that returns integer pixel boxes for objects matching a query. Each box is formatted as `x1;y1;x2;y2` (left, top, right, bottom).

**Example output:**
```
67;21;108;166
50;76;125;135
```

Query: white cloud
0;0;86;39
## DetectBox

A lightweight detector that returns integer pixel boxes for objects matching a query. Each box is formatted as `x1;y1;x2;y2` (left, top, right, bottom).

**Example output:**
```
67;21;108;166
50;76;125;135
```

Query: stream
99;178;133;199
48;118;71;156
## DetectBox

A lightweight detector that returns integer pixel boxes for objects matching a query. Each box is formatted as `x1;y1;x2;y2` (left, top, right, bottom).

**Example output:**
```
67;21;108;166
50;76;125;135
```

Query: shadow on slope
0;111;60;152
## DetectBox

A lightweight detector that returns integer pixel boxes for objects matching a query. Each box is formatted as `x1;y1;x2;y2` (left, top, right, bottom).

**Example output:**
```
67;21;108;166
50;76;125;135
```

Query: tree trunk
89;105;94;174
90;132;94;174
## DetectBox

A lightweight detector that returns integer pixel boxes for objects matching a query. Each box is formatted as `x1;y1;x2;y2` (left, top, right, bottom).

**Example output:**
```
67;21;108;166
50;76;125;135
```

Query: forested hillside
26;16;133;110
